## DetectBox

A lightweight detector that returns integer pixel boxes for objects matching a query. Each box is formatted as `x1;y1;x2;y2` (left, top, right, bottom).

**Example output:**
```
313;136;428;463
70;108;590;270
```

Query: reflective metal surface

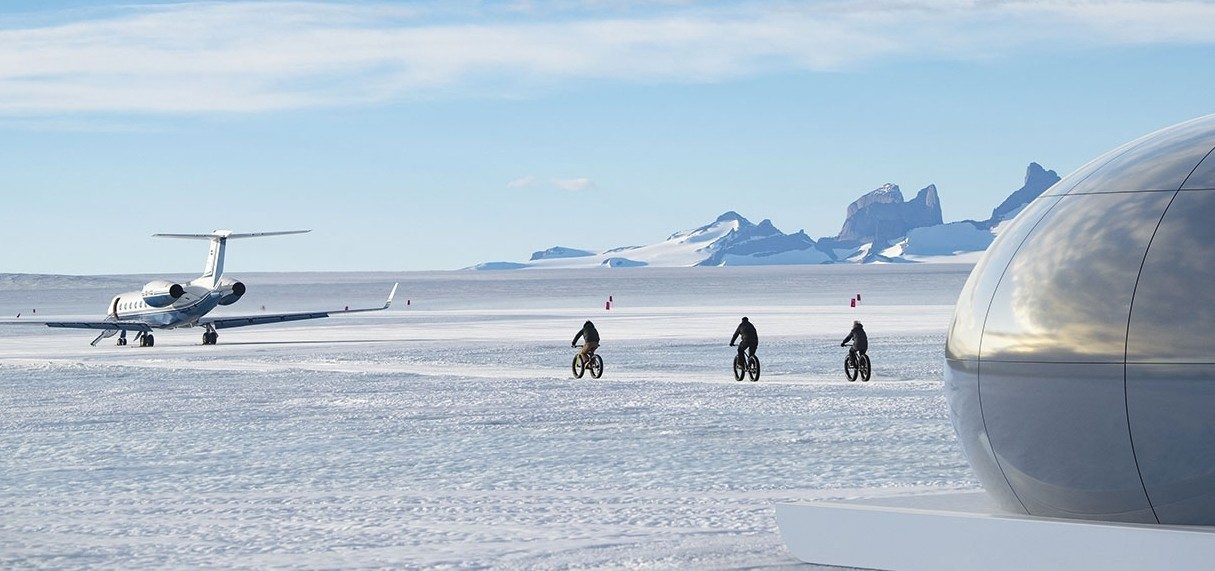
944;359;1025;513
945;196;1061;360
980;192;1172;362
1181;148;1215;190
944;115;1215;525
1128;190;1215;363
1127;364;1215;525
981;361;1154;522
1043;134;1150;196
1065;115;1215;194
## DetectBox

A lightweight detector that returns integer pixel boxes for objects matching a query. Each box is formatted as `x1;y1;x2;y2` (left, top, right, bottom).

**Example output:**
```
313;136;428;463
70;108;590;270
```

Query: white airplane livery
31;230;397;347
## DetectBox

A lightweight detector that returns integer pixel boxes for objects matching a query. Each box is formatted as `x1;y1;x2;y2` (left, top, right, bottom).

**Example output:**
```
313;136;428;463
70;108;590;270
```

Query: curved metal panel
980;361;1154;522
943;358;1025;513
1181;148;1215;190
947;115;1215;524
1127;364;1215;525
1044;138;1151;197
1127;190;1215;363
980;192;1172;363
1065;115;1215;194
945;196;1062;360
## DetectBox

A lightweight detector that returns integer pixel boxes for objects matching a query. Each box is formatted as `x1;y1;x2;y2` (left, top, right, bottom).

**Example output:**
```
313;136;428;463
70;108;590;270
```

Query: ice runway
0;266;979;568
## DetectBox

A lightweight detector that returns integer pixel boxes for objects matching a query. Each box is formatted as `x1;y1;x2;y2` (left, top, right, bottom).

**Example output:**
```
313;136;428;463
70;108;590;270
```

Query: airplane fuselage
109;281;232;330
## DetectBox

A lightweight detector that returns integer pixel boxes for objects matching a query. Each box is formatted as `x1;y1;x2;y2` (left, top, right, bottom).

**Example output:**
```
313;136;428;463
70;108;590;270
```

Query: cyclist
840;320;868;360
572;320;600;361
730;317;758;362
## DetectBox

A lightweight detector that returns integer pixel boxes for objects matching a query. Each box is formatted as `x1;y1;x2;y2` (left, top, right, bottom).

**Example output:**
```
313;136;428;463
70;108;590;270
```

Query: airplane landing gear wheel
203;331;218;345
139;334;155;347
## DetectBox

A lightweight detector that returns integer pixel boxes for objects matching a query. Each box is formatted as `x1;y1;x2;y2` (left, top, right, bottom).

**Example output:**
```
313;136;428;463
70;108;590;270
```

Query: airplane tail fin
153;230;310;286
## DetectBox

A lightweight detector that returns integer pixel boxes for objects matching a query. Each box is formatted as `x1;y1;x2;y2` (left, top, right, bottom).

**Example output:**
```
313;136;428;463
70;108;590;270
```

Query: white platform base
776;492;1215;570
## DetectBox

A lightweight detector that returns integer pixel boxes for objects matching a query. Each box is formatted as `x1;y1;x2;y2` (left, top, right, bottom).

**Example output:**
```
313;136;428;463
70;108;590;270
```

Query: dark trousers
737;341;757;360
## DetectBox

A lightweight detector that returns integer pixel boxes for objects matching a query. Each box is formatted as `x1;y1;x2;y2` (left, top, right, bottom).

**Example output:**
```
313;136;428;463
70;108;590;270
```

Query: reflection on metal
981;192;1172;362
945;114;1215;525
1044;115;1215;196
944;196;1062;361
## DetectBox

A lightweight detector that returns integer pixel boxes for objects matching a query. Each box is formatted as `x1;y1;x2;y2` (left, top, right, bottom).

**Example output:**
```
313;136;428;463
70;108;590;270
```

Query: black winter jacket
842;325;868;352
731;321;758;346
573;324;600;345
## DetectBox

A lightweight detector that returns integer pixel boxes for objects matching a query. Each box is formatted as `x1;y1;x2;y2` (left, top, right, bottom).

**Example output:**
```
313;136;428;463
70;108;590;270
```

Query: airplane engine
216;277;246;306
141;280;185;307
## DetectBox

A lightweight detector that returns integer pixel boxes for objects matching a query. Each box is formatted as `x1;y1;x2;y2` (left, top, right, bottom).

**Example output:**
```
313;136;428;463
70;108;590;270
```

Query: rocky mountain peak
834;182;942;245
846;183;903;217
715;211;748;224
989;162;1061;222
907;184;944;226
476;161;1059;269
913;184;940;210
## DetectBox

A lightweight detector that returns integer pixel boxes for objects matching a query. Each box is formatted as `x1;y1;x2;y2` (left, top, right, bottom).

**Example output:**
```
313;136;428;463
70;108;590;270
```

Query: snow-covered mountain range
472;163;1060;269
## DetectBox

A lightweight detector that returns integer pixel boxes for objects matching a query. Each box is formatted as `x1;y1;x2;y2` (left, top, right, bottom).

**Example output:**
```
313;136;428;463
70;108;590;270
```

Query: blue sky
2;1;1214;274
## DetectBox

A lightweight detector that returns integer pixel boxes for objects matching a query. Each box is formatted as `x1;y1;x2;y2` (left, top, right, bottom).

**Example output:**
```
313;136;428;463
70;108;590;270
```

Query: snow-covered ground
0;266;980;568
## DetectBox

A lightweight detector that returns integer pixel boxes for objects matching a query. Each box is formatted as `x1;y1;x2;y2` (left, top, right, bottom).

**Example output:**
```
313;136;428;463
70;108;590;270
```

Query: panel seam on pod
1180;145;1215;191
1042;128;1165;196
973;195;1066;514
1122;190;1190;525
1121;144;1215;523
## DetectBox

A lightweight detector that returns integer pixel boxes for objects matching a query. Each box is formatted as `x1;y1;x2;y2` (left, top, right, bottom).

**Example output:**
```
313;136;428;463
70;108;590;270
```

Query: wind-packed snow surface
0;266;980;568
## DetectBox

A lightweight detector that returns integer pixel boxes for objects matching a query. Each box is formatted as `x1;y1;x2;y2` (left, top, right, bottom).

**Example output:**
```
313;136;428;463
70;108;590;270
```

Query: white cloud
551;177;596;191
507;175;597;191
2;1;1215;115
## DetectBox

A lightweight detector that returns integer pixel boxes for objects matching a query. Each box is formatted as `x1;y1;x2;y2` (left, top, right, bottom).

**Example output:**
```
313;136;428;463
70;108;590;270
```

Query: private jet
19;230;397;347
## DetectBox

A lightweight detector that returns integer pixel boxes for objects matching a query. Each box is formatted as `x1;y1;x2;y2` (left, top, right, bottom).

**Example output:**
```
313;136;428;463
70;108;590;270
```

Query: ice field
0;266;981;568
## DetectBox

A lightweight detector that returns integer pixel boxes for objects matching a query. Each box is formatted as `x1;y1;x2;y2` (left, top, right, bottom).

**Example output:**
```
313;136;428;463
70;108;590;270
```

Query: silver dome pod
946;114;1215;525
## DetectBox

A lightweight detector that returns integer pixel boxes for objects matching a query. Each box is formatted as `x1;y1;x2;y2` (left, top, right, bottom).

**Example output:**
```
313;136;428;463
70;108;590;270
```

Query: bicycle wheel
572;354;586;379
589;354;604;379
859;355;871;382
733;355;746;381
747;356;761;382
844;355;858;382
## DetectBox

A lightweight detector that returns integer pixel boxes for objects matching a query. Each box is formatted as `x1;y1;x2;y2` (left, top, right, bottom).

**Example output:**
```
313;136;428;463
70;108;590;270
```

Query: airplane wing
40;321;153;332
0;315;149;333
0;319;155;346
199;283;398;330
